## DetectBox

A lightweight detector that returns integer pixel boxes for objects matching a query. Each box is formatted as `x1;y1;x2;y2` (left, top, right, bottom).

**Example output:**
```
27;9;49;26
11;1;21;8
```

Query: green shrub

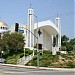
66;61;75;68
60;46;66;51
68;51;74;55
56;51;61;55
6;54;17;64
25;49;29;53
43;50;52;54
25;48;33;55
34;50;37;55
33;55;37;60
20;53;24;58
28;50;33;54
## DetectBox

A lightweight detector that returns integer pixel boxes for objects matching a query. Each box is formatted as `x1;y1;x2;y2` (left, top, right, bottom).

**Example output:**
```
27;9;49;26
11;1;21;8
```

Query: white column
51;35;56;55
58;34;61;47
51;35;53;51
55;16;61;48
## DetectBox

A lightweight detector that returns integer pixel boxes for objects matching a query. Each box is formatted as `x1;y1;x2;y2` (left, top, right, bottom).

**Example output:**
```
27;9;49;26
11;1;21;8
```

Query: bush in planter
25;48;30;53
28;50;33;54
56;51;61;55
25;48;33;55
60;46;66;51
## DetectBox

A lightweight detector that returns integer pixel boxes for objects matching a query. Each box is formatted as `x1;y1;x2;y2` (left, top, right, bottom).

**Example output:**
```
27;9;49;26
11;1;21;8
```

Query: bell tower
27;4;34;49
55;14;61;47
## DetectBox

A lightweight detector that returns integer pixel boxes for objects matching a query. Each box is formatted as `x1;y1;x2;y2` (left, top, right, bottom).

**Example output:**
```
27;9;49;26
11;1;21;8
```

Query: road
0;64;75;75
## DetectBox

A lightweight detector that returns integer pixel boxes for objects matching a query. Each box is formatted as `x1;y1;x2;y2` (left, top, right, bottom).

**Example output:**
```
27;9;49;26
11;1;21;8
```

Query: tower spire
57;12;58;17
57;12;59;17
30;3;32;8
55;13;61;48
27;4;34;49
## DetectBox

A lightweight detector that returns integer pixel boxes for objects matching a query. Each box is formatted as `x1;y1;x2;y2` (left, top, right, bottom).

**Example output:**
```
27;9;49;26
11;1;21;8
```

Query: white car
0;58;5;63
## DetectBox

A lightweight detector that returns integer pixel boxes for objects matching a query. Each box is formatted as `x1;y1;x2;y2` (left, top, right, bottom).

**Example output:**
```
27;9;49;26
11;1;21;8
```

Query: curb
0;64;75;71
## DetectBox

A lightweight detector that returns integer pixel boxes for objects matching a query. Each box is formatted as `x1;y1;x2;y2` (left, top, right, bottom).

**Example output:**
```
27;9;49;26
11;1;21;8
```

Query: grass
26;50;75;68
3;49;75;68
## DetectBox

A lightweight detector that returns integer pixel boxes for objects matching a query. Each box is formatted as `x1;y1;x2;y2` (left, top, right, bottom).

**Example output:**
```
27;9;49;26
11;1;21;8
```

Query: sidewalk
0;63;75;71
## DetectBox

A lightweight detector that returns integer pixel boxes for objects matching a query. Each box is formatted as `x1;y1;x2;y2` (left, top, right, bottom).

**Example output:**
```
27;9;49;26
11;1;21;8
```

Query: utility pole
35;16;39;68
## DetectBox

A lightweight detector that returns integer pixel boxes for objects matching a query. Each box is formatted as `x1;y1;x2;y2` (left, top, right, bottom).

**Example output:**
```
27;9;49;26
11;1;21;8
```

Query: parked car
0;58;6;63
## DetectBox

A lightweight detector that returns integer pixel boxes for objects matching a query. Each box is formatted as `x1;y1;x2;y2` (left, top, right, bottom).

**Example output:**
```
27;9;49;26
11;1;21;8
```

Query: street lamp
33;15;39;68
35;17;39;68
24;44;25;63
73;45;75;54
1;51;4;61
1;51;4;57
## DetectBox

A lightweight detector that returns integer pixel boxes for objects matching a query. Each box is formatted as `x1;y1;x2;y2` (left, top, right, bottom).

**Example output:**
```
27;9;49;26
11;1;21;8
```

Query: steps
17;53;34;65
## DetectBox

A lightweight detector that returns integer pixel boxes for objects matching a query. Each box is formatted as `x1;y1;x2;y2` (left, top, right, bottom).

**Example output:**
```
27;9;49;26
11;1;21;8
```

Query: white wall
34;28;52;50
43;29;52;50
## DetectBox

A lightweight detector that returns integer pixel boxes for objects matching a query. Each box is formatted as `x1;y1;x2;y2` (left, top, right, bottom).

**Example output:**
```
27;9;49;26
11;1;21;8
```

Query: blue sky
0;0;74;39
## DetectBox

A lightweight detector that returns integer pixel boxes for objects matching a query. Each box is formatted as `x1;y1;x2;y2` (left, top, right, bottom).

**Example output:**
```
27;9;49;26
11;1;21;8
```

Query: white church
0;7;61;55
26;7;61;51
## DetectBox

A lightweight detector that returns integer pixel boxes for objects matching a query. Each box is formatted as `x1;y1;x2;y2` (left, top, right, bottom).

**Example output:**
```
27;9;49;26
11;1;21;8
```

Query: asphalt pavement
0;64;75;75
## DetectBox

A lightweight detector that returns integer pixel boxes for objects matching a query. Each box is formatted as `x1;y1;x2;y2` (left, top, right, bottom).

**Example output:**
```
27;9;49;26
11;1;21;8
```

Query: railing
17;53;34;65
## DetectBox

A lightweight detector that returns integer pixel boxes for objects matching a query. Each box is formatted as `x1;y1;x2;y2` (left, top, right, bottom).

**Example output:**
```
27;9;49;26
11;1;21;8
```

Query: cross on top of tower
56;12;60;18
30;3;32;8
57;12;58;17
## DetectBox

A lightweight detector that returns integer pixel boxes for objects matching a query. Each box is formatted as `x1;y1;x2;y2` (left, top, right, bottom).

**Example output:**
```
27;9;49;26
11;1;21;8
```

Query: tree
70;38;75;45
61;35;69;45
61;35;75;51
1;32;25;54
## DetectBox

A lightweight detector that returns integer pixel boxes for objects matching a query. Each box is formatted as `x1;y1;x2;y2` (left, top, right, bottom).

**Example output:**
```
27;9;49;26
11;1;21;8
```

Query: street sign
19;30;24;33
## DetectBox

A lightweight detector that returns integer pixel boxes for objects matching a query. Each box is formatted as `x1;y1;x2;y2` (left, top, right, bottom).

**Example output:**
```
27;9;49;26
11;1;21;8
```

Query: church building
23;6;61;55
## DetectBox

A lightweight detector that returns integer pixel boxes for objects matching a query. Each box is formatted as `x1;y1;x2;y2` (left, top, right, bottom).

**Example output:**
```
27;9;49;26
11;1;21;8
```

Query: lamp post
73;45;75;54
33;15;39;68
1;51;3;57
1;51;4;62
23;44;26;65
